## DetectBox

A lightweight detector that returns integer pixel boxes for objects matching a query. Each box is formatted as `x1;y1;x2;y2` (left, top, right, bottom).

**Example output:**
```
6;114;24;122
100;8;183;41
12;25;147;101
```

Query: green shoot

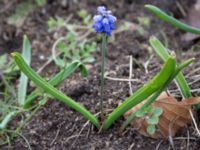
149;36;192;98
120;58;194;132
145;5;200;34
18;35;31;106
137;17;150;35
12;52;99;128
78;9;92;25
0;112;17;130
47;17;65;32
23;60;88;109
55;32;97;67
103;55;176;130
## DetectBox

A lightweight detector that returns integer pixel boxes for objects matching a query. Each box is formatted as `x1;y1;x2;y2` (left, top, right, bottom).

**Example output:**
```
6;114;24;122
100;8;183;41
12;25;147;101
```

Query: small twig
128;142;135;150
64;14;73;24
4;130;32;150
189;109;200;136
70;112;101;149
104;72;140;83
188;75;200;86
168;116;180;150
175;1;187;17
174;80;184;99
129;55;133;95
169;88;200;93
50;128;60;146
77;30;92;41
0;1;15;13
189;74;200;79
105;76;140;82
187;129;190;150
173;137;196;140
155;140;163;150
69;121;90;149
186;67;200;77
143;55;153;74
17;132;32;150
65;135;84;143
52;37;66;63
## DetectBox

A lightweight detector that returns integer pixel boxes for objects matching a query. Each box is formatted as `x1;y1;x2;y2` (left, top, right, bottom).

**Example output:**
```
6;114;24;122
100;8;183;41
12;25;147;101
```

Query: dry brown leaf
124;92;200;139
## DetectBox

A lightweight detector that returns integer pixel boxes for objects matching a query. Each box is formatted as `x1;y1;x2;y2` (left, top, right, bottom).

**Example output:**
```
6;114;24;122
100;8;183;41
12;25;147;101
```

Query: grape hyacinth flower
93;6;117;118
93;6;117;36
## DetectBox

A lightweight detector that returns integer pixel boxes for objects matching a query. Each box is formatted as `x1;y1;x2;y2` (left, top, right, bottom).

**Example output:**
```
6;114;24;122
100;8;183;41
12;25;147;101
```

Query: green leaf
8;1;35;26
151;107;163;116
147;124;156;135
103;56;176;130
83;15;91;24
78;9;88;18
47;17;57;31
55;58;66;67
67;32;76;42
35;0;46;6
147;115;159;125
137;17;150;27
82;56;95;63
18;35;31;106
120;57;194;131
149;36;192;98
0;111;17;130
145;5;200;34
12;52;99;128
57;17;65;28
135;109;146;117
0;54;7;69
23;60;88;109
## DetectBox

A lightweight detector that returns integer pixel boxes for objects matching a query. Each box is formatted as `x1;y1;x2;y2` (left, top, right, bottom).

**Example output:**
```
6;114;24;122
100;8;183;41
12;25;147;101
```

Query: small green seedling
55;32;97;67
7;0;45;26
78;9;92;25
35;0;46;6
137;16;150;35
47;17;65;31
136;106;163;135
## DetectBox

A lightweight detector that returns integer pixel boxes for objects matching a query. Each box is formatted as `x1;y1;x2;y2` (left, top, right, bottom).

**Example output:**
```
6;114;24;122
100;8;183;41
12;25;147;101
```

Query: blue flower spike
93;6;117;36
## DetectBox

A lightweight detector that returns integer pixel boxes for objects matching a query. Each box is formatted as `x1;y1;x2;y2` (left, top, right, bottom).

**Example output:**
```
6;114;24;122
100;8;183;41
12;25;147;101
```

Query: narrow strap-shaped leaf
18;35;31;106
103;55;176;130
12;52;100;128
149;36;192;98
0;111;17;130
23;60;88;109
120;58;194;131
145;5;200;34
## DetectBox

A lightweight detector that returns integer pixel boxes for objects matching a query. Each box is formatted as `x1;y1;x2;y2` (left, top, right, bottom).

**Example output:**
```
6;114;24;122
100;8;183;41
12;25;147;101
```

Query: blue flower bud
93;6;117;36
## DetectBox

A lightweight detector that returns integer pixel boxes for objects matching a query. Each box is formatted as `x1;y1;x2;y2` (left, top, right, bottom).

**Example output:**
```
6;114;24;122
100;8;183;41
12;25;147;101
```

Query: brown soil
1;0;200;150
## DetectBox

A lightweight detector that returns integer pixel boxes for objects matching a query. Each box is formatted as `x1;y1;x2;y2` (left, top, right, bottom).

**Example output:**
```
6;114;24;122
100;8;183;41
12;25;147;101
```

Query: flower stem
100;34;107;117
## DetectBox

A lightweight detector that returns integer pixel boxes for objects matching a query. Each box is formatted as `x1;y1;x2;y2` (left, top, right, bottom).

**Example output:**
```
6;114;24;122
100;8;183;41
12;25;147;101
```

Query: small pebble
39;55;45;60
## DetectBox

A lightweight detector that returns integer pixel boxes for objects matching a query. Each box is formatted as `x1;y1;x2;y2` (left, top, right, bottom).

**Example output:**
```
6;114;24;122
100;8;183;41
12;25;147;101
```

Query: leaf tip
11;52;17;58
